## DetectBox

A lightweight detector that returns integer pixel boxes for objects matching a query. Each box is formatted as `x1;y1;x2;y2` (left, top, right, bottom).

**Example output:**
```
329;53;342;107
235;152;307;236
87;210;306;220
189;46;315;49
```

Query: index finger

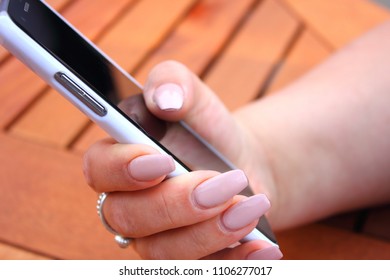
83;138;175;192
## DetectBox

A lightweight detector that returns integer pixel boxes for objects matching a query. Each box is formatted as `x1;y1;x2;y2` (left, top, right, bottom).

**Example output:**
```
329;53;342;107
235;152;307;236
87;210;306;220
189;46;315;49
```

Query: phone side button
54;72;107;117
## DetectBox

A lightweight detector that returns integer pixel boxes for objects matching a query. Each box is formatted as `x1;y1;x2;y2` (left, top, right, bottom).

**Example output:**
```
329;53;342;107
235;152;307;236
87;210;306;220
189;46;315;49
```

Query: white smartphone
0;0;277;246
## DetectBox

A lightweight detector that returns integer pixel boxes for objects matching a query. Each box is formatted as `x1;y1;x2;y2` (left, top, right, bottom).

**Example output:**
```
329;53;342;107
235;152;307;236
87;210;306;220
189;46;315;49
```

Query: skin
83;20;390;259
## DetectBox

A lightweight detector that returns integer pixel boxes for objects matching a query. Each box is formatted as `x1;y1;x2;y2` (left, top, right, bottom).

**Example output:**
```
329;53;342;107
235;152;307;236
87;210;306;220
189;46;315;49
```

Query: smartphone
0;0;277;246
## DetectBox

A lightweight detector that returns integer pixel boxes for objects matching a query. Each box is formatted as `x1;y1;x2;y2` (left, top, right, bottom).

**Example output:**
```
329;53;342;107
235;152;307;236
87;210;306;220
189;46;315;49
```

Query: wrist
232;112;281;229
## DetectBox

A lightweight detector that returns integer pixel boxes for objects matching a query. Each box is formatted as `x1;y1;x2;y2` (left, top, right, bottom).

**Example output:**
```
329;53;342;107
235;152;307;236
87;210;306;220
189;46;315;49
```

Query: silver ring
97;192;132;249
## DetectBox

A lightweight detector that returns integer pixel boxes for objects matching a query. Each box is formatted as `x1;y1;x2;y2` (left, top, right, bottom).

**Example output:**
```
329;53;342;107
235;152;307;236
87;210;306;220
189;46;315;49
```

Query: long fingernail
193;170;248;208
153;83;184;111
222;194;270;231
246;246;283;260
128;154;175;181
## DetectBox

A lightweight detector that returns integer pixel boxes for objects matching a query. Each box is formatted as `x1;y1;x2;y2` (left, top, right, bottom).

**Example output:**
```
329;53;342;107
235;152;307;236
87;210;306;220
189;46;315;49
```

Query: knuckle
106;198;142;238
156;191;177;228
186;226;212;258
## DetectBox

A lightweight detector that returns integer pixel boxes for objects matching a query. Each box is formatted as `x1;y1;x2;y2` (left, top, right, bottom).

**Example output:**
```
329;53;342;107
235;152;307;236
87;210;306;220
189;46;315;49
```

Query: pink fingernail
153;83;184;111
246;246;283;260
222;194;270;231
128;154;175;181
193;170;248;208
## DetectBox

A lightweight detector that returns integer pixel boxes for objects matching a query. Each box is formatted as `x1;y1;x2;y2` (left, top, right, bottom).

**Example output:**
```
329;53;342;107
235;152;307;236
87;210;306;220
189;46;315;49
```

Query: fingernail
193;170;248;208
222;194;270;231
153;83;184;111
128;154;175;181
246;246;283;260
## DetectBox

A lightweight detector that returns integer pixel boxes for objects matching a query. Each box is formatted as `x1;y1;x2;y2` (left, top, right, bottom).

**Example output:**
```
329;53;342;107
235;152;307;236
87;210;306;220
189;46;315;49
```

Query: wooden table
0;0;389;259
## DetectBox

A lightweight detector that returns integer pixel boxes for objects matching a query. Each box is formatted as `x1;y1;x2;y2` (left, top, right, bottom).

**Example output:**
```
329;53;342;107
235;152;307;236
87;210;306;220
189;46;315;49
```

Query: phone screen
7;0;277;243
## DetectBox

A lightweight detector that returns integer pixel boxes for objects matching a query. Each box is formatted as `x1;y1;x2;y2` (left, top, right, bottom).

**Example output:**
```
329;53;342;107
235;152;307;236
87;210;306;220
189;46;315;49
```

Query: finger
204;241;283;260
83;138;175;192
142;60;243;159
133;194;271;260
103;170;249;237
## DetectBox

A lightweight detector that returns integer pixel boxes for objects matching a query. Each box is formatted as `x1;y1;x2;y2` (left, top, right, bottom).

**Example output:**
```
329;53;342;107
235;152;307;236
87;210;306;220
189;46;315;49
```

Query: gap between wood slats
198;0;263;80
256;24;304;98
0;240;53;260
0;133;137;259
280;0;390;49
132;0;257;83
203;0;300;111
323;206;390;242
0;46;12;66
261;28;332;96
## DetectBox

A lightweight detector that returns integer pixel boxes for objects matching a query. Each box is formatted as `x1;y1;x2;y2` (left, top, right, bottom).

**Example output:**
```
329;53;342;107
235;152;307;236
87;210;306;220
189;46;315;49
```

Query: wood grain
0;133;139;259
282;0;390;49
204;0;300;110
266;29;331;94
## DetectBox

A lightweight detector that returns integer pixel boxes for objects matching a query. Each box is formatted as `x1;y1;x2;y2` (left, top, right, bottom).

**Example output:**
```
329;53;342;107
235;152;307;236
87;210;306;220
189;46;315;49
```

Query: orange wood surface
265;29;331;94
0;0;389;259
204;0;299;110
284;0;390;48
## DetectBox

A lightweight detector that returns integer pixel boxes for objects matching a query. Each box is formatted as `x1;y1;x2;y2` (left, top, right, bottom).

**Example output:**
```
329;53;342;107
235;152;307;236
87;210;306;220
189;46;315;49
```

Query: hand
83;61;282;259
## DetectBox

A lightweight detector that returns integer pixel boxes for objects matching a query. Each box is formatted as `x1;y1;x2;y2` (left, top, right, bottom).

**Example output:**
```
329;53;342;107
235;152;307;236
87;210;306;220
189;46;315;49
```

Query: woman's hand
83;61;281;259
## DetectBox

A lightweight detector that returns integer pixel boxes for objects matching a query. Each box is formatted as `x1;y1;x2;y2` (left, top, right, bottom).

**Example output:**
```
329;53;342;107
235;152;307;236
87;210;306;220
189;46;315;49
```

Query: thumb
143;60;242;160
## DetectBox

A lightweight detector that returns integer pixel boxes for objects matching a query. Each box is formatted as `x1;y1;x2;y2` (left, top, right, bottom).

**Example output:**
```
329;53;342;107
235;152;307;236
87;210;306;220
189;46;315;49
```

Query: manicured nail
246;246;283;260
193;170;248;208
153;83;184;111
222;194;270;231
128;154;175;181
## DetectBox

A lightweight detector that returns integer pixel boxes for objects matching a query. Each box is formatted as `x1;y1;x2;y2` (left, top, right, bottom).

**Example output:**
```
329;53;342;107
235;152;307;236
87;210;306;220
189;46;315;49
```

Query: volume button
54;72;107;117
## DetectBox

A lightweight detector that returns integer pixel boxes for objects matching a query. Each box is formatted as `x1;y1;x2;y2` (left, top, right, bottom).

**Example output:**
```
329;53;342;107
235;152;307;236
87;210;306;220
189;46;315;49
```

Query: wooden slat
134;0;256;82
0;59;46;129
281;0;390;49
98;0;198;70
203;0;300;110
45;0;73;10
265;29;331;94
9;0;196;148
278;223;390;259
0;133;138;259
72;0;257;153
71;123;108;154
0;46;9;63
0;242;50;260
9;93;86;147
57;0;133;40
